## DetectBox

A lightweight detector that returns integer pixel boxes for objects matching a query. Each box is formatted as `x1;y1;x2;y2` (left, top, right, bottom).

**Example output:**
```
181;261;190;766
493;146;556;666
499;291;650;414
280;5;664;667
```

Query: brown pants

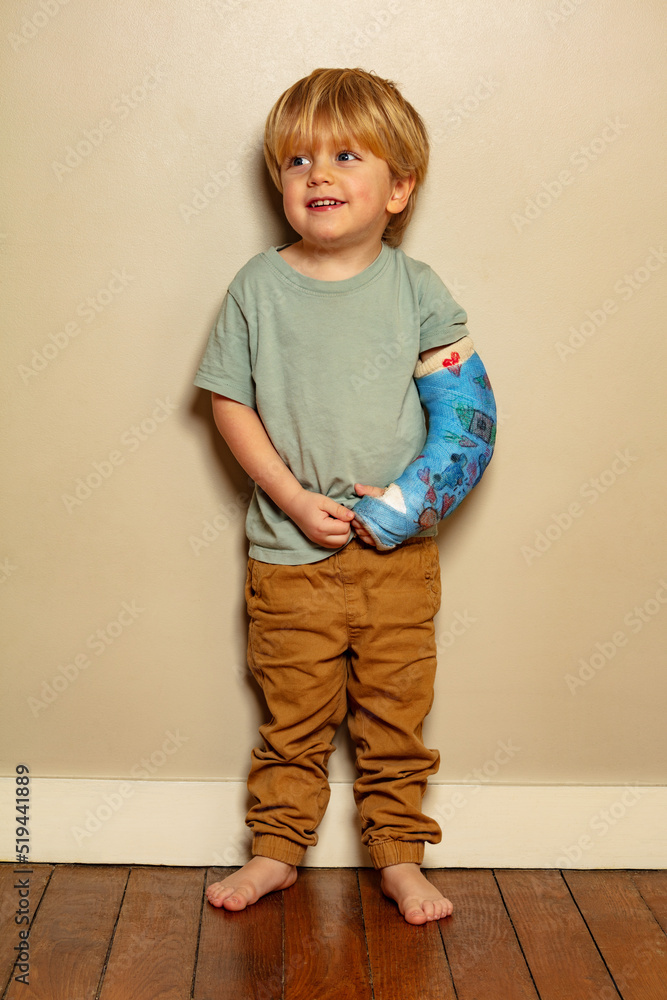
244;536;443;869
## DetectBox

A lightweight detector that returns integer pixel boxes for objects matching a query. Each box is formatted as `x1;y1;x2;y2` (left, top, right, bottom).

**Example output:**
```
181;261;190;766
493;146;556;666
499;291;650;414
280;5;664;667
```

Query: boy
195;68;495;924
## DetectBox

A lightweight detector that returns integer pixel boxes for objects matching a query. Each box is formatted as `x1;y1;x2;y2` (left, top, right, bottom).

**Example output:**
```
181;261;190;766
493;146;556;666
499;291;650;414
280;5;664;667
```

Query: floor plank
194;867;283;1000
630;870;667;934
495;869;621;999
284;868;372;1000
564;870;667;1000
358;867;456;1000
430;869;540;1000
98;866;204;1000
3;864;128;1000
0;864;53;994
3;863;667;1000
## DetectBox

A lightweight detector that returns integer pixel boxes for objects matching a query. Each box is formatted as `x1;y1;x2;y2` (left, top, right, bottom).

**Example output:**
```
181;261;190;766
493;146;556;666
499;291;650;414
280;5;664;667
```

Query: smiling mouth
307;199;345;209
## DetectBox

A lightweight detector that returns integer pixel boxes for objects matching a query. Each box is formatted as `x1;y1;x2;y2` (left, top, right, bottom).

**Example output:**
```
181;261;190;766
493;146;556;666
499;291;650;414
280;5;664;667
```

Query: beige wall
2;0;666;801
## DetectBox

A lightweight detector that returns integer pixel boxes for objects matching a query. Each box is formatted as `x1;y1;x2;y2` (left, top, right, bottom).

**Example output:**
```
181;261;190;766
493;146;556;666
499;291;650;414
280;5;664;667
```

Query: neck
279;239;384;281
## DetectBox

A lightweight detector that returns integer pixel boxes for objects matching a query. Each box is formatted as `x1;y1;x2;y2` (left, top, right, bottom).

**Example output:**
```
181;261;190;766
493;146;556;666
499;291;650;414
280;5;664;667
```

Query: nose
307;154;332;186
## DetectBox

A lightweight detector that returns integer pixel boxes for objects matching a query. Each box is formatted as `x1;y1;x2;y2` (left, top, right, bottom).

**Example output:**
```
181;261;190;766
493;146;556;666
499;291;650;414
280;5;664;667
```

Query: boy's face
279;131;413;254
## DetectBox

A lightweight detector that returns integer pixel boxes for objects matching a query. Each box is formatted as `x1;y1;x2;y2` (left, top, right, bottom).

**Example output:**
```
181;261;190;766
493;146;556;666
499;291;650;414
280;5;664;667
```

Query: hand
352;483;386;547
284;488;355;549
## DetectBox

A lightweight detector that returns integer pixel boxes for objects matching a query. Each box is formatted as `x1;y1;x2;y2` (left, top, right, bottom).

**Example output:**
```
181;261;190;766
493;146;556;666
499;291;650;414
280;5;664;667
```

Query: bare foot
380;863;453;924
206;856;297;912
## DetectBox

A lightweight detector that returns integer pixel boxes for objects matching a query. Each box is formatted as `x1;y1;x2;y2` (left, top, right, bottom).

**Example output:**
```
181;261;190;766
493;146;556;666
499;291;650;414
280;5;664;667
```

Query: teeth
310;200;341;207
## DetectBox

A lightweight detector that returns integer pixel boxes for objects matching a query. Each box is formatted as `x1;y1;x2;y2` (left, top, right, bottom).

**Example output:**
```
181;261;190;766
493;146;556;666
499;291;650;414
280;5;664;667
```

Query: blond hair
264;68;429;247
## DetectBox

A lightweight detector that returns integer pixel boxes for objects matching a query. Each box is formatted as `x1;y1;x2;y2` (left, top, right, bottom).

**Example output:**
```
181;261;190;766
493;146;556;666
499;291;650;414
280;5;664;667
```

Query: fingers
321;497;355;522
351;518;378;547
320;528;353;549
316;501;353;548
354;483;386;499
356;531;377;547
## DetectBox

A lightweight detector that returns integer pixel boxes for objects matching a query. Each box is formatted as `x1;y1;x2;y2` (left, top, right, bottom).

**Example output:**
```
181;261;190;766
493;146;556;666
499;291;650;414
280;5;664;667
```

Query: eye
336;150;359;161
288;155;310;168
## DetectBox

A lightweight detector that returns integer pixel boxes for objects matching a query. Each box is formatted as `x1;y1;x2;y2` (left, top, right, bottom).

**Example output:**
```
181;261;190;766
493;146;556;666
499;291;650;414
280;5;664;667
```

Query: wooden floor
1;865;666;999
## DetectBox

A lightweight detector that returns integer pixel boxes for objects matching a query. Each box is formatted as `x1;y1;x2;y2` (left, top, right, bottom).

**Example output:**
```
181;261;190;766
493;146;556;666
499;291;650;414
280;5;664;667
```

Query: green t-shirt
194;243;470;564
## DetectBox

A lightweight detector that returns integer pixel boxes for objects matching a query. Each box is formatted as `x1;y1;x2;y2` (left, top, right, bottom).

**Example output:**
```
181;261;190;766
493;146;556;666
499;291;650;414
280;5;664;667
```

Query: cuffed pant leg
252;834;308;867
368;840;425;868
244;556;349;859
342;538;443;868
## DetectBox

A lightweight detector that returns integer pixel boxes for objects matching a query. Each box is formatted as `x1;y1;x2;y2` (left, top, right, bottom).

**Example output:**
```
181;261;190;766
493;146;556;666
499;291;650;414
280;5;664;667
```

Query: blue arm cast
352;338;496;551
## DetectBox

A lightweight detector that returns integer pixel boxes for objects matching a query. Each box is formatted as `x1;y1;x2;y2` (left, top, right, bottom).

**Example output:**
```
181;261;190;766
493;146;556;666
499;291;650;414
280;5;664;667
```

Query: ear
386;174;416;215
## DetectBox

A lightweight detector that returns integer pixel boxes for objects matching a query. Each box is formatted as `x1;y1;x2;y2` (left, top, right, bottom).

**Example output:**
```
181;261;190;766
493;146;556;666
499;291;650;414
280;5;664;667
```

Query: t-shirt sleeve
418;267;471;353
193;290;256;407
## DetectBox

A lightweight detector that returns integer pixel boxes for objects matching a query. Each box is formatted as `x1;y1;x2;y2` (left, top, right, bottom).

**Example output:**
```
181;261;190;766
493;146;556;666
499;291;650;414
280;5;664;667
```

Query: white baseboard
1;778;665;868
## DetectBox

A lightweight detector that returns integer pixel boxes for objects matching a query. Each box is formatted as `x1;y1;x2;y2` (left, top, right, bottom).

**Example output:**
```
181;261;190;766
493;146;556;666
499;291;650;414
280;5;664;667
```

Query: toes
403;895;453;924
206;883;243;908
436;898;453;919
221;892;249;912
206;890;230;908
402;896;428;924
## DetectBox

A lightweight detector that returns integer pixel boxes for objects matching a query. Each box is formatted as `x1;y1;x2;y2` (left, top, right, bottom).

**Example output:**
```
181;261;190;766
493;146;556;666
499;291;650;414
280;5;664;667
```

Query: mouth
307;199;345;210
